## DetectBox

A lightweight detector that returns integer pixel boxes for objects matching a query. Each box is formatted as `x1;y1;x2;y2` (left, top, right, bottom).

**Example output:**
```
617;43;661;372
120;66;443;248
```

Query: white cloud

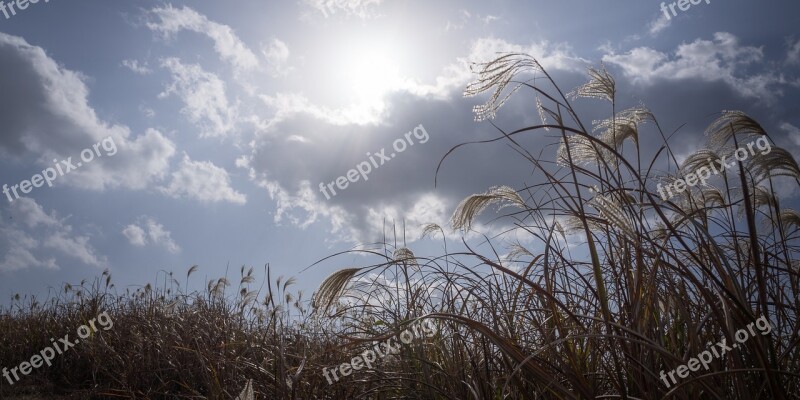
122;216;181;253
265;179;329;229
648;14;671;35
286;135;310;143
0;32;176;192
237;160;356;237
303;0;383;18
122;224;147;246
252;37;582;130
160;154;247;205
0;227;57;272
468;37;586;72
363;194;450;241
147;5;259;72
400;37;586;99
67;128;177;191
258;92;385;129
445;10;500;31
262;38;293;77
160;58;238;138
445;10;472;32
12;197;60;229
602;32;785;101
139;104;155;118
0;198;105;271
239;155;509;244
787;37;800;65
44;232;106;267
781;122;800;146
121;59;152;75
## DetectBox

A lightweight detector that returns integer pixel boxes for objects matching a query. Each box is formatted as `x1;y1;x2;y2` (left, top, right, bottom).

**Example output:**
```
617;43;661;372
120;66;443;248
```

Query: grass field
1;54;798;399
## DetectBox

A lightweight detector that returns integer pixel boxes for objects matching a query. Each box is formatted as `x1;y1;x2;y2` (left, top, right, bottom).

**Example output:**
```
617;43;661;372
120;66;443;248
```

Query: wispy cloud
121;59;152;75
647;14;671;35
159;58;238;138
0;32;176;192
147;5;259;72
603;32;788;101
787;37;800;65
262;38;293;77
160;154;246;205
303;0;384;18
122;216;181;253
781;122;800;146
0;198;106;271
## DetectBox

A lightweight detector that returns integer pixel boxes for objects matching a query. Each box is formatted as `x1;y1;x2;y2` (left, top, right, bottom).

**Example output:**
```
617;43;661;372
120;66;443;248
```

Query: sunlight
348;50;401;100
327;33;407;103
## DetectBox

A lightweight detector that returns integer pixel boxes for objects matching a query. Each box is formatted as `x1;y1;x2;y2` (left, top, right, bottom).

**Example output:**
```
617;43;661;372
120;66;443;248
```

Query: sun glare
349;51;402;100
327;34;407;103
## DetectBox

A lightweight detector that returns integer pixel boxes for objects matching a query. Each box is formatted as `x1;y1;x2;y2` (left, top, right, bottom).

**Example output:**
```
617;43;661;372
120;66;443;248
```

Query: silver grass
705;110;768;150
780;209;800;234
392;247;419;270
591;105;655;145
563;214;604;233
239;290;258;307
211;278;229;298
598;122;638;148
554;220;566;237
594;121;637;148
536;96;550;131
536;96;563;131
593;106;655;131
658;213;693;238
761;206;798;231
420;223;443;239
451;186;526;230
747;146;800;183
556;131;627;168
283;277;296;292
464;53;542;121
698;187;726;208
651;222;670;242
568;65;615;102
680;149;725;180
507;243;534;260
312;267;361;312
556;135;606;167
235;379;255;400
680;186;727;212
751;186;776;209
590;192;638;239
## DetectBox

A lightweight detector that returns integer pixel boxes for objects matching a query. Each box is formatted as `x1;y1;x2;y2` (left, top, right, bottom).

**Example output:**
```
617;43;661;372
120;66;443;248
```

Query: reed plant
1;54;798;399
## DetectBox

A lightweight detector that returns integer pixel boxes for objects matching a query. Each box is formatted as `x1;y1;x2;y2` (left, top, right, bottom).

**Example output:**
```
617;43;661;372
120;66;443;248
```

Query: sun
325;32;408;103
346;50;402;100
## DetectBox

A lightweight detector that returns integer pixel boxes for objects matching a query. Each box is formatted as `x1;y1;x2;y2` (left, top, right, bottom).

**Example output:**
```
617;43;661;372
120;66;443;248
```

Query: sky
0;0;798;304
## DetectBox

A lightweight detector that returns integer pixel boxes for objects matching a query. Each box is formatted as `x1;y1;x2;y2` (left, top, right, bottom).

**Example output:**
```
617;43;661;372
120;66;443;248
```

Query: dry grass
1;55;799;399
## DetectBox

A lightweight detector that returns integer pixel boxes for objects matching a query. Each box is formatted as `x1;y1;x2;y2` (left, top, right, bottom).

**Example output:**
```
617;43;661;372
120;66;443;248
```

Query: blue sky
0;0;798;303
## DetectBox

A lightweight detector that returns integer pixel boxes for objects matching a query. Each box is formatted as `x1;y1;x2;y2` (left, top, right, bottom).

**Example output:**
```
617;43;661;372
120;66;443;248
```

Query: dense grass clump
1;54;799;399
